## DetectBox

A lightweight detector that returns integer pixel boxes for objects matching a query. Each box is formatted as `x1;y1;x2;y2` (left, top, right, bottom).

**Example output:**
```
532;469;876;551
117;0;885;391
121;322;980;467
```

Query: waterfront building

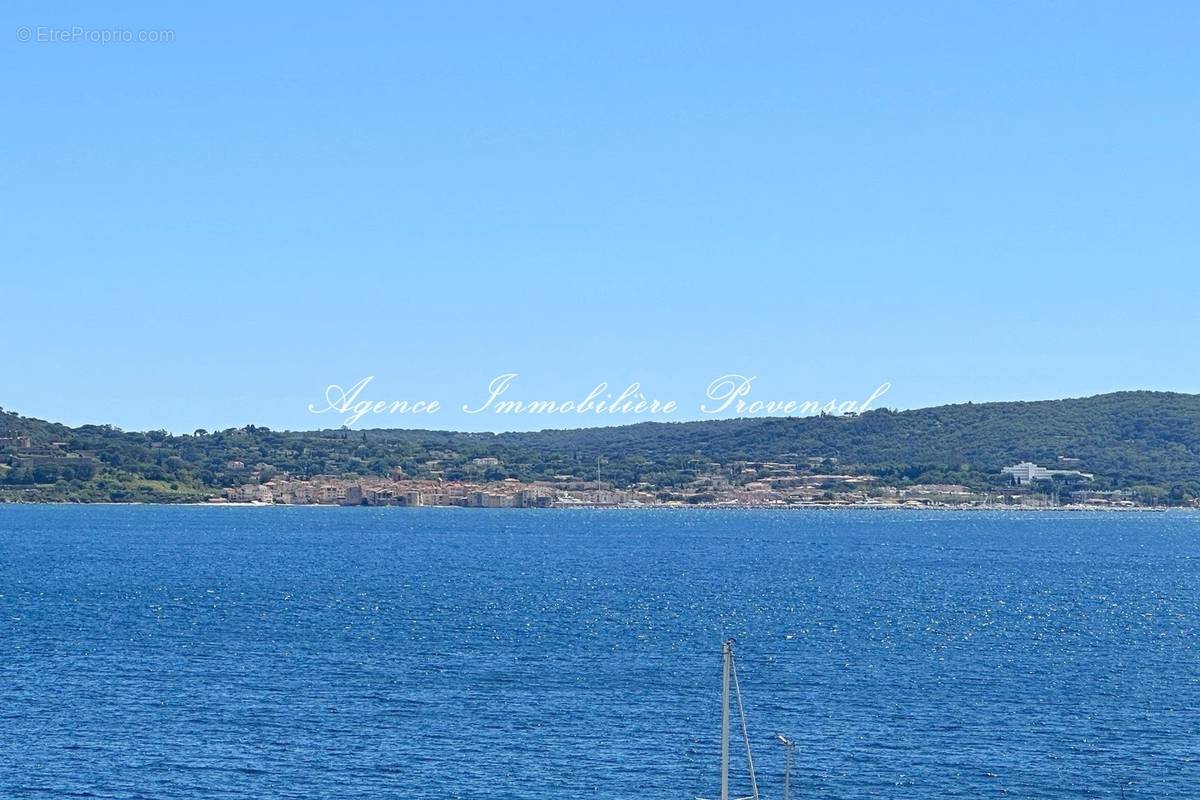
1002;461;1094;485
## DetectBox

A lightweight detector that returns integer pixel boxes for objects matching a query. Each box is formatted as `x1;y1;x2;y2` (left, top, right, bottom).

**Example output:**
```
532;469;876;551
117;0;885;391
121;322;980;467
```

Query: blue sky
3;2;1198;432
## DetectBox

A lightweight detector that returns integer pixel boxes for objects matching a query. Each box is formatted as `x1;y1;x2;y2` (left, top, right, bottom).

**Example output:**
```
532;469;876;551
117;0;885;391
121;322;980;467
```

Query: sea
1;506;1197;799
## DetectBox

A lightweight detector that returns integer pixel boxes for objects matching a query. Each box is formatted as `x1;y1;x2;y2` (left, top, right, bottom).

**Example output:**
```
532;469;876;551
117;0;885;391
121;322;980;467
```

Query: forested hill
1;391;1199;502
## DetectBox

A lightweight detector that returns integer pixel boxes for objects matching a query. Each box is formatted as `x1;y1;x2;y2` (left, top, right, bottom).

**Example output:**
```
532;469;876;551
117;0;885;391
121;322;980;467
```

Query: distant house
1002;461;1093;485
318;485;346;504
468;491;511;508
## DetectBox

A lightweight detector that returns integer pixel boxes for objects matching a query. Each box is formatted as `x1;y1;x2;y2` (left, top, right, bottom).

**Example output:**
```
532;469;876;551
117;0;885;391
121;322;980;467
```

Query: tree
1130;484;1168;505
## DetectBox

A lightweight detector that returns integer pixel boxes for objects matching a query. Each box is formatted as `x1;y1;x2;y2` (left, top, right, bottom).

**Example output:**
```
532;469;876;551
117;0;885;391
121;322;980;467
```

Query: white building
1002;461;1093;485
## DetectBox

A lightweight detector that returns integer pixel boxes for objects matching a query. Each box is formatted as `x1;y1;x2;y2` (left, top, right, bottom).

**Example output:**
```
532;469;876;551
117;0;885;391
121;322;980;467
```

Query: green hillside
2;391;1199;503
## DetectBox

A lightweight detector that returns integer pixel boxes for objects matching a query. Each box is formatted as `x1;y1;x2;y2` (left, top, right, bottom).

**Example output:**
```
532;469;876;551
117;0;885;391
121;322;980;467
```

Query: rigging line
730;651;760;800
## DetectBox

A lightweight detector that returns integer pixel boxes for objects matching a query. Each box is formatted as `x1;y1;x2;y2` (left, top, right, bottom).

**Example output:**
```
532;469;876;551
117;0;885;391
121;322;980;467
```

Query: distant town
212;458;1161;510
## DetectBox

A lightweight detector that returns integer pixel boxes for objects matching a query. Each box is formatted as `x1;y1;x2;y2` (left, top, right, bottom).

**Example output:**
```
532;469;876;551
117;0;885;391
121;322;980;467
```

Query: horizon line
2;387;1196;438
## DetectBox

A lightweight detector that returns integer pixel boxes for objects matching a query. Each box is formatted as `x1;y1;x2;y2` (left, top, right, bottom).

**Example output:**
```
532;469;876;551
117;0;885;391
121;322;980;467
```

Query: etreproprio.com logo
16;26;175;44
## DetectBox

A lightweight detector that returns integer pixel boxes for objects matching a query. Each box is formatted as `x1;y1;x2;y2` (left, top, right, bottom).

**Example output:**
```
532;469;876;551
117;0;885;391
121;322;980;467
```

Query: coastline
0;501;1187;512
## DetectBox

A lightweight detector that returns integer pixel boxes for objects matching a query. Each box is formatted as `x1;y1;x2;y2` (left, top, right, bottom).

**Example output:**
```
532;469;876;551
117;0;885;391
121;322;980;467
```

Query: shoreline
0;501;1189;512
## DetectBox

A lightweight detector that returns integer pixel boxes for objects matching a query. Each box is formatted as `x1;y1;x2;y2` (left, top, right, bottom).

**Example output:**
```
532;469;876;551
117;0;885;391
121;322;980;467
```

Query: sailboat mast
720;640;731;800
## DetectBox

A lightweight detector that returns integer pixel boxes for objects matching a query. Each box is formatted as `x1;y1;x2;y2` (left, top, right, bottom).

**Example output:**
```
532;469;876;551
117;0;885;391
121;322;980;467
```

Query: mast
777;734;795;800
704;639;758;800
720;640;731;800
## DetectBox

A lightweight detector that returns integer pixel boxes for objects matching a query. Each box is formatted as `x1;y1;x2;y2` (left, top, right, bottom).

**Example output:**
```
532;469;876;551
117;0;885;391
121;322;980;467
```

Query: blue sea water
0;507;1197;799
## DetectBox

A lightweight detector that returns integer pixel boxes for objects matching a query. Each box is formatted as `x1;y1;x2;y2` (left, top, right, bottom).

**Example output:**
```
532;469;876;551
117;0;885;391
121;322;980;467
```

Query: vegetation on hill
1;391;1199;504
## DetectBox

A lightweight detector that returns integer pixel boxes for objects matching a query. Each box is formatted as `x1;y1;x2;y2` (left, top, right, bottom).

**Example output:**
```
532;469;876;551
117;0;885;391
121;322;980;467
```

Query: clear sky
3;2;1198;433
